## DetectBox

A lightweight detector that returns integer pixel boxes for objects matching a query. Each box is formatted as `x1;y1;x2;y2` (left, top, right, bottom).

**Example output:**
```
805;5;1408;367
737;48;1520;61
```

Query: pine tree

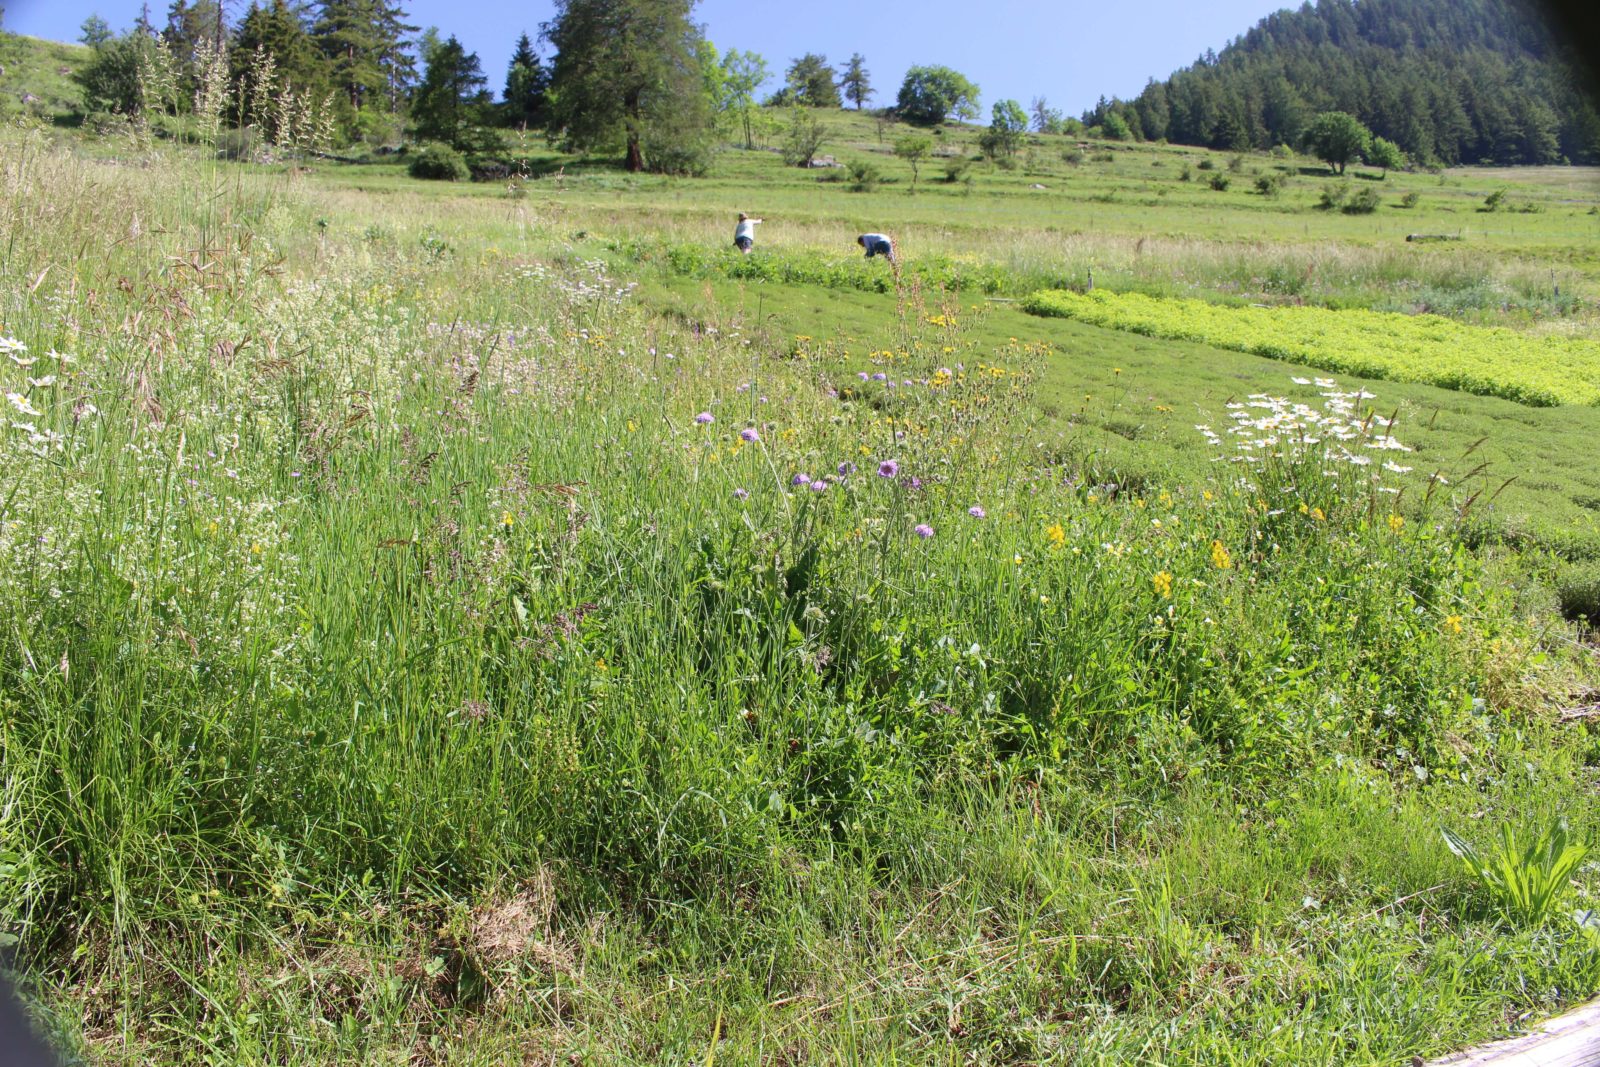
411;33;494;151
543;0;713;173
838;53;872;110
312;0;413;116
502;32;548;129
784;53;840;108
229;0;323;127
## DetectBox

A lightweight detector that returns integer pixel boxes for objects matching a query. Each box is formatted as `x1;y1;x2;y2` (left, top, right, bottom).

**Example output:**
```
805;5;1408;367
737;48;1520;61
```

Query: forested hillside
1092;0;1600;164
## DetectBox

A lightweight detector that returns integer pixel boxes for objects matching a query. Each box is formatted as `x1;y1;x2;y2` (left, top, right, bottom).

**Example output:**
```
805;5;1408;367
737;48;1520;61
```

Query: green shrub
1483;188;1508;212
1196;158;1215;170
1342;187;1381;214
1317;182;1350;210
1254;173;1283;197
942;158;970;182
847;160;882;192
1178;162;1192;181
1556;561;1600;624
1207;172;1230;191
1398;191;1420;209
408;142;470;181
1061;148;1084;166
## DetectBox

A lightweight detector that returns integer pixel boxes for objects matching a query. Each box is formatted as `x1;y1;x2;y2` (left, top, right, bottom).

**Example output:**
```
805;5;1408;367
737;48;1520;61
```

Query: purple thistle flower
857;371;869;380
740;427;760;443
877;460;899;478
734;488;749;499
837;461;856;476
968;506;986;518
792;472;810;486
902;379;913;386
810;480;828;492
907;477;924;490
914;523;934;539
872;372;887;381
694;411;714;424
886;380;897;389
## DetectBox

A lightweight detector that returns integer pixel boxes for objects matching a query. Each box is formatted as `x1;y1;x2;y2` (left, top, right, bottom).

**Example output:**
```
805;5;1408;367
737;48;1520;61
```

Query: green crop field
2;68;1600;1065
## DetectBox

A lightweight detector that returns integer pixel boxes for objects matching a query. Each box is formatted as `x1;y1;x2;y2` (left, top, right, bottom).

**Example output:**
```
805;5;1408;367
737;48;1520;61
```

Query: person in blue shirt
857;233;895;263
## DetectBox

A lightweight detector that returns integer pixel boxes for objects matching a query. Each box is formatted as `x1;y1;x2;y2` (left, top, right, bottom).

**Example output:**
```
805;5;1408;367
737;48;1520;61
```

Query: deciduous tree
895;64;978;126
1303;110;1372;173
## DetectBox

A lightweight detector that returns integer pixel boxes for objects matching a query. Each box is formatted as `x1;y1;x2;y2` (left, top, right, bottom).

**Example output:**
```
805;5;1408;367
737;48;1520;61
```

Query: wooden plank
1429;1001;1600;1066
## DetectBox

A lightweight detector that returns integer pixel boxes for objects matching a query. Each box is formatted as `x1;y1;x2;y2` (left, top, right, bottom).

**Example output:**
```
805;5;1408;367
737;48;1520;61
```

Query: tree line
1084;0;1600;165
67;0;1002;174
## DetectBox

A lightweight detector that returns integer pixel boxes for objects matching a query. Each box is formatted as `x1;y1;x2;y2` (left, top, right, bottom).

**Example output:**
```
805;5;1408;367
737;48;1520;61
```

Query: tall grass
2;140;1598;1064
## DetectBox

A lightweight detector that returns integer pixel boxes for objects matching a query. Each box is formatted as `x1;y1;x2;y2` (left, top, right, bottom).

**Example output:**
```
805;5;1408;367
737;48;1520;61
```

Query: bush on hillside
1343;186;1381;214
408;143;470;181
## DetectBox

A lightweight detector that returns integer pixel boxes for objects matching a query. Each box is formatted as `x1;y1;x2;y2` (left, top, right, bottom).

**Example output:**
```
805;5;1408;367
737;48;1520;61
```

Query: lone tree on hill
1030;95;1064;134
718;48;768;149
79;15;113;46
784;52;841;108
980;98;1027;159
839;53;872;110
894;131;932;188
895;64;979;126
543;0;713;173
1303;110;1372;174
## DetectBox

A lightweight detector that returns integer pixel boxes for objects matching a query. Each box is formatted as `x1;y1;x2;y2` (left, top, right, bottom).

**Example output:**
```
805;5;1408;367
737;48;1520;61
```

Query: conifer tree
411;33;492;150
543;0;713;173
839;53;872;110
502;32;548;129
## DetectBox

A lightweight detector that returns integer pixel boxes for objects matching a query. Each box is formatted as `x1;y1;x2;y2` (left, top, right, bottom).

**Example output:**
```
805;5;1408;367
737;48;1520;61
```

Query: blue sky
2;0;1292;117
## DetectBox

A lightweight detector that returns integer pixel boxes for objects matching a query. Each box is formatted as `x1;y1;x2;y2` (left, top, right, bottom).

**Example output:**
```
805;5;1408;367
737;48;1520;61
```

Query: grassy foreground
2;133;1600;1065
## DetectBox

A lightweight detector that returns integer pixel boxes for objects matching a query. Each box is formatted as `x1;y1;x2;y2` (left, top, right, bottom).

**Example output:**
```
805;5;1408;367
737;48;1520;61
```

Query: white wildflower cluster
1196;377;1412;479
516;259;638;305
3;338;83;456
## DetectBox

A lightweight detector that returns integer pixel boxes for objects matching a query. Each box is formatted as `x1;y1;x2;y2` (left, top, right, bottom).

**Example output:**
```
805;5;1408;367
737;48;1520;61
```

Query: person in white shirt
857;233;895;264
733;212;762;253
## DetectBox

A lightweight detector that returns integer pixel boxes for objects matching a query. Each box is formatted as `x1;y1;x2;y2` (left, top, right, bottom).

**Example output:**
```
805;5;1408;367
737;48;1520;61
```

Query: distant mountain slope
1091;0;1600;164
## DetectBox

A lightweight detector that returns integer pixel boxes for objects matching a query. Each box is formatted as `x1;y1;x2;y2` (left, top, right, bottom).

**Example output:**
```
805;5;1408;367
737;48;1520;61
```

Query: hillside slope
0;32;89;121
1094;0;1600;165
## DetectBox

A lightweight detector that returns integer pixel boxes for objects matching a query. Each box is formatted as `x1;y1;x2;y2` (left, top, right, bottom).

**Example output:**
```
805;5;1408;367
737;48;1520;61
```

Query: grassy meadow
0;98;1599;1066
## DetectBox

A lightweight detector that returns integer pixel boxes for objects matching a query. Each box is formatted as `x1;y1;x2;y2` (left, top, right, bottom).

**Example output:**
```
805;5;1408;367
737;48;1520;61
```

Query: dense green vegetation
1104;0;1600;164
2;4;1600;1061
3;130;1599;1066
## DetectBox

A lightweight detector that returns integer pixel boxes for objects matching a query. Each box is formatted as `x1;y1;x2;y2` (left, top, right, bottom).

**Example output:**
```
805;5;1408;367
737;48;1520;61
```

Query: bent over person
857;232;895;263
734;212;762;253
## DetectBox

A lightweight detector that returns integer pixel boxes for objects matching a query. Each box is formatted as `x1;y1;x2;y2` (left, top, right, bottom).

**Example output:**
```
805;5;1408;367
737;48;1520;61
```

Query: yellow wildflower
1045;523;1066;548
1387;513;1405;533
1210;540;1233;570
501;511;515;528
1153;571;1174;598
1442;614;1463;635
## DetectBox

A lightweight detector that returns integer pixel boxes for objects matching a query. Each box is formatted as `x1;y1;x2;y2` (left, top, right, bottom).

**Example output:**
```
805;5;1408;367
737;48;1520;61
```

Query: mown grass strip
1022;288;1600;407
